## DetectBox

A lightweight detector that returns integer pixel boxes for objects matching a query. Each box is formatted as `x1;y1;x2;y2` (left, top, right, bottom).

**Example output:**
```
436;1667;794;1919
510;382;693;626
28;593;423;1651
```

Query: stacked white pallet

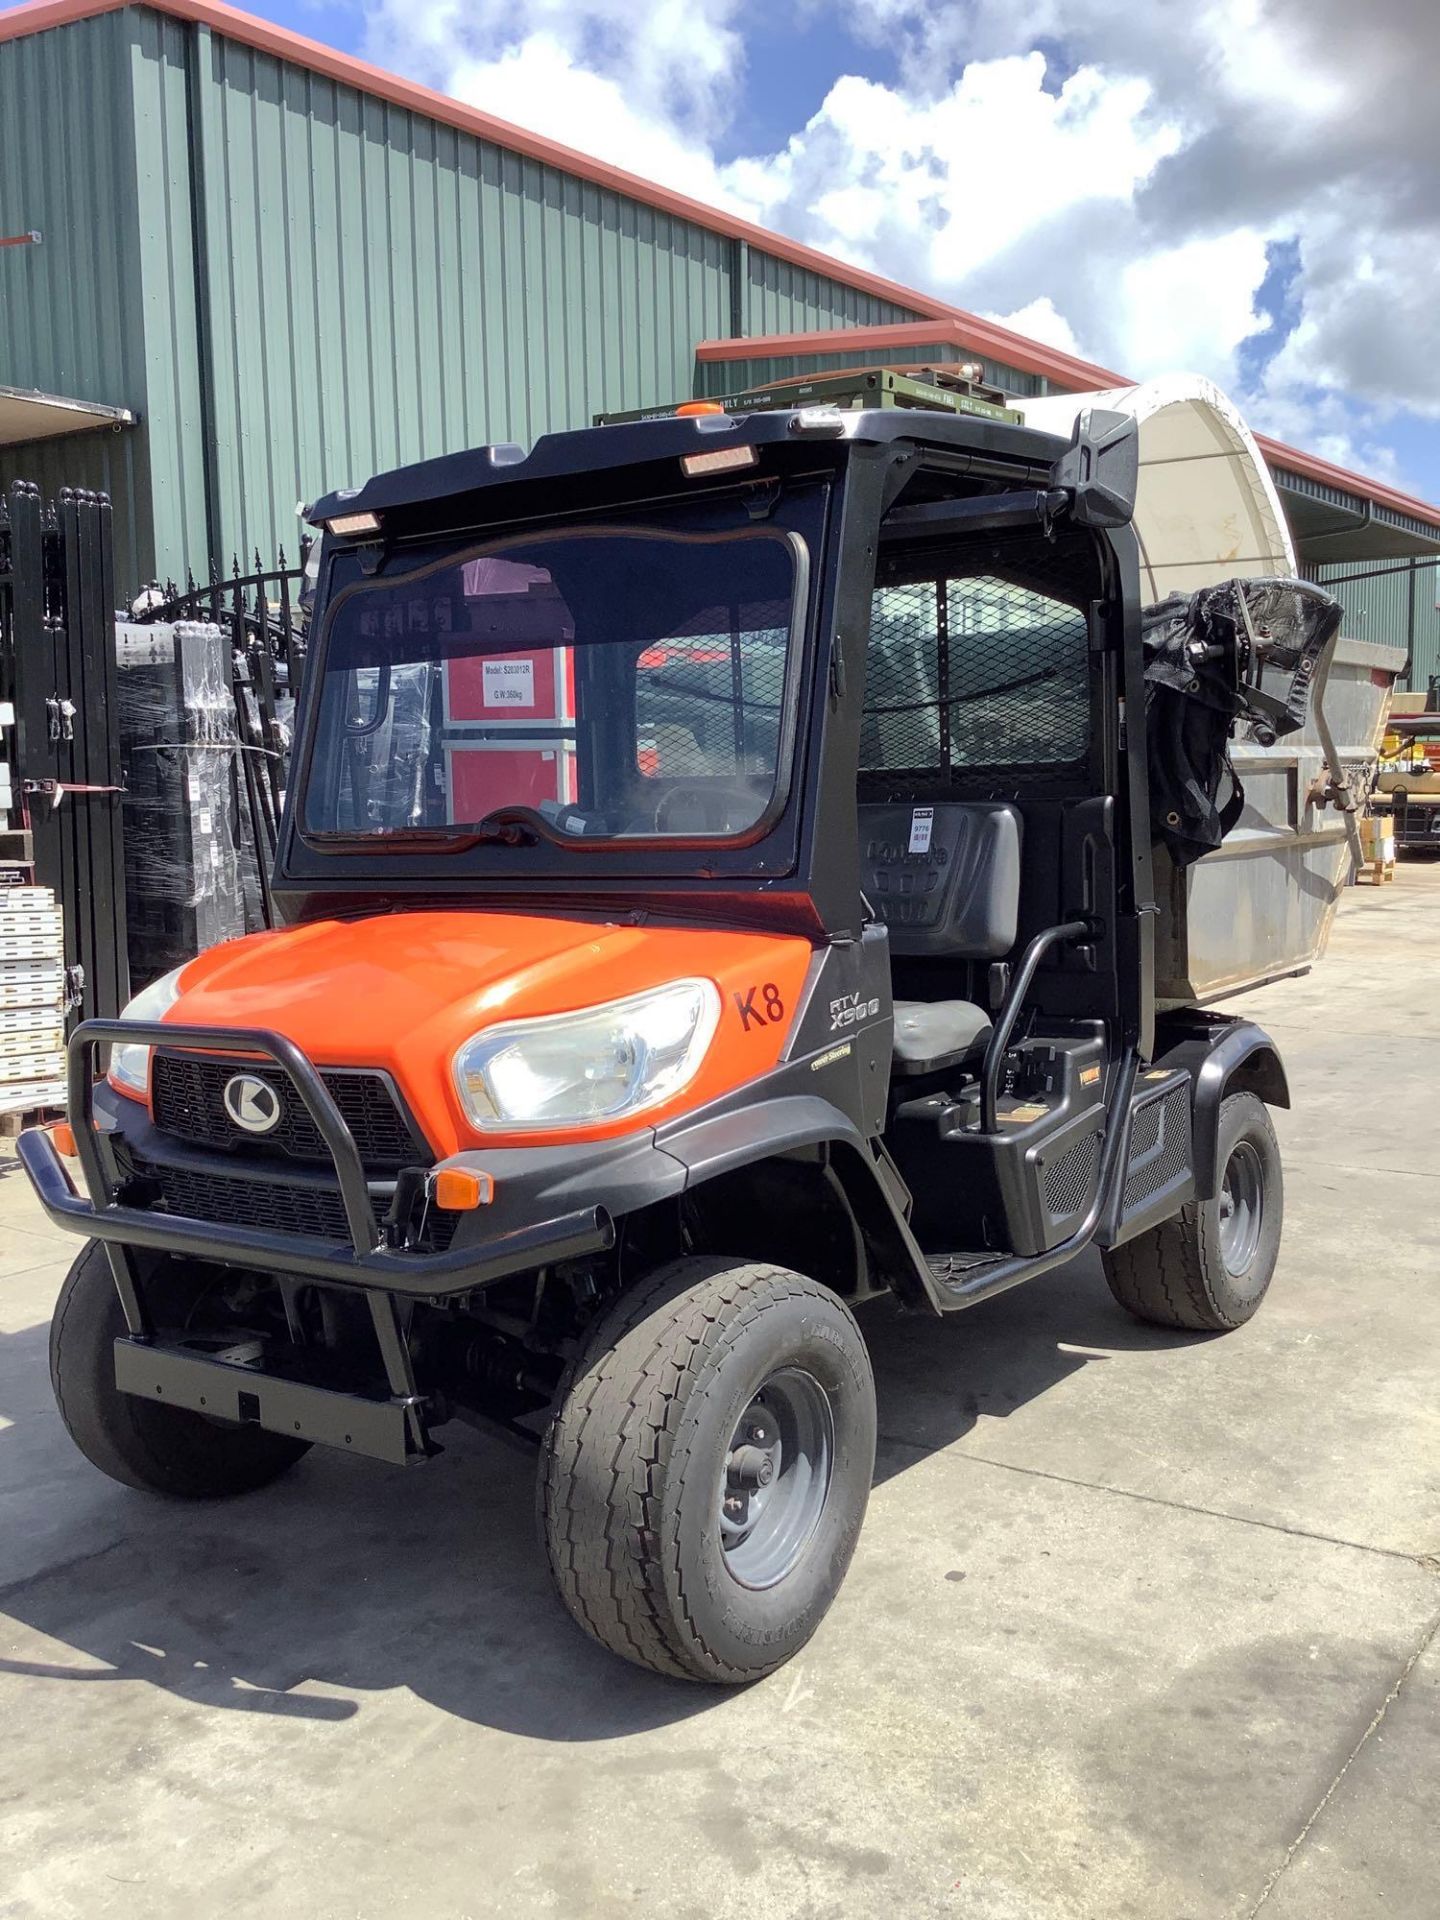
0;886;67;1116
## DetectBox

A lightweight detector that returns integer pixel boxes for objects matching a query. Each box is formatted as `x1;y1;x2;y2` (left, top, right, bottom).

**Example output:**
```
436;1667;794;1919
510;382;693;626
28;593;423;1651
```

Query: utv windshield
302;514;804;848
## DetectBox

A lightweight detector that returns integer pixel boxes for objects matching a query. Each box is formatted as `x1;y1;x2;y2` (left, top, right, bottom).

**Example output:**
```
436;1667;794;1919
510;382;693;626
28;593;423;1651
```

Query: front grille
114;1144;458;1251
151;1053;425;1167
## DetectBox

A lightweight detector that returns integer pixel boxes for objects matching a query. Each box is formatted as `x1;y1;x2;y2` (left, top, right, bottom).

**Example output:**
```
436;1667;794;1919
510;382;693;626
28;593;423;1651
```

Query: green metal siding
0;430;150;600
696;341;1048;402
0;3;1223;604
190;27;738;570
1315;560;1440;696
0;11;145;408
742;250;919;336
128;7;209;584
0;9;156;585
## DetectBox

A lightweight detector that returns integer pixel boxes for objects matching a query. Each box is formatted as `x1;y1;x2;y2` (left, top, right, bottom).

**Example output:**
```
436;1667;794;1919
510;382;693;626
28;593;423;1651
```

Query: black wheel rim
718;1367;834;1591
1219;1139;1264;1277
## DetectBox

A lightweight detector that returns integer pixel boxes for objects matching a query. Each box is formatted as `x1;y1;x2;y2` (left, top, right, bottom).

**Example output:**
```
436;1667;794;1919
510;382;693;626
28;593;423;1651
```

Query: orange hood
154;910;815;1153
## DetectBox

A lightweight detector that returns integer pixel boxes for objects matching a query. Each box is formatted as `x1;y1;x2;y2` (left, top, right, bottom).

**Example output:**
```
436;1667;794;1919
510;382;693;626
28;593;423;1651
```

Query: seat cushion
892;999;992;1075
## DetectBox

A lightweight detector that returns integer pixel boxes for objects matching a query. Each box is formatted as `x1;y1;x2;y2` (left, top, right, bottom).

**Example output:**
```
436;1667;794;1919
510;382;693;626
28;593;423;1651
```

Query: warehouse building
1;0;1437;688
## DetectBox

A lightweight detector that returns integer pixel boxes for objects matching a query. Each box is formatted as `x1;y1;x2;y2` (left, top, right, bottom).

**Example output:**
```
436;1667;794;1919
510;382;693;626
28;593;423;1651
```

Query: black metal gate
0;482;128;1021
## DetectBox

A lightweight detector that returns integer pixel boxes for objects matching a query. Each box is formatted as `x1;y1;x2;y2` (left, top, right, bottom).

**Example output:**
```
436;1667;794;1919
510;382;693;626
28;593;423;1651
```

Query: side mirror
1050;408;1139;528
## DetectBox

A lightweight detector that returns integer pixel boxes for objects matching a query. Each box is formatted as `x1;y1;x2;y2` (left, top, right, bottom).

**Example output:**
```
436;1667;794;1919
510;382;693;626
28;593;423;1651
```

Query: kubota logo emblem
222;1073;281;1134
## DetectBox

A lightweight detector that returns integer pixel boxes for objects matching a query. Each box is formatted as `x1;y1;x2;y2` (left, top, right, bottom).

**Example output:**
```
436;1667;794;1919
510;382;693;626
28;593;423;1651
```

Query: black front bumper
18;1018;619;1299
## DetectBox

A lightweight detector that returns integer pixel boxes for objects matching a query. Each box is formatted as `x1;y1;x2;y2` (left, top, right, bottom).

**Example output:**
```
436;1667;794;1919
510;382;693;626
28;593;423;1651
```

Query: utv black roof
307;406;1073;529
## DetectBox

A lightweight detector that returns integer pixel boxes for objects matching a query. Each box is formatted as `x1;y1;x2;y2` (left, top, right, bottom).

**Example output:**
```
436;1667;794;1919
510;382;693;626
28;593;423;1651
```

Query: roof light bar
680;444;759;478
789;406;848;437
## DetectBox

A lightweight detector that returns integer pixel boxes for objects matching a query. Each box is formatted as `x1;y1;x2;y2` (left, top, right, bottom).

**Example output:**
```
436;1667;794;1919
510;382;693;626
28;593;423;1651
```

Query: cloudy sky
250;0;1438;497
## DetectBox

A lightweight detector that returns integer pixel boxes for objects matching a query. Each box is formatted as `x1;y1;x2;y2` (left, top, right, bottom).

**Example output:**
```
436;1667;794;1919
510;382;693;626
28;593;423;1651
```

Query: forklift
20;379;1341;1683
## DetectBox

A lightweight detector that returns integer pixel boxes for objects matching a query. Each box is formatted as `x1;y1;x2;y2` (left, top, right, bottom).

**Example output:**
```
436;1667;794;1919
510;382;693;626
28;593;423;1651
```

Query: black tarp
1141;577;1342;867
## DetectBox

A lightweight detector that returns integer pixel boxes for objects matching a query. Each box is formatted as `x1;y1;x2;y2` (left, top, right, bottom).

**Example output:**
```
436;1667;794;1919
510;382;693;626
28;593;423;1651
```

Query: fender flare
1160;1021;1289;1200
656;1094;943;1311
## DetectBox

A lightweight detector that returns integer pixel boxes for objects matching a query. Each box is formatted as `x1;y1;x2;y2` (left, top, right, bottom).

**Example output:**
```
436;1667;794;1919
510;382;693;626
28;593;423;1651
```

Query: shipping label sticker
908;806;934;855
482;658;536;709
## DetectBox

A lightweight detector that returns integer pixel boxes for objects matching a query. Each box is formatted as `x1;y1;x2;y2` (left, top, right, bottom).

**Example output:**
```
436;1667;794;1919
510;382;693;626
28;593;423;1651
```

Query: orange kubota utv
22;394;1327;1682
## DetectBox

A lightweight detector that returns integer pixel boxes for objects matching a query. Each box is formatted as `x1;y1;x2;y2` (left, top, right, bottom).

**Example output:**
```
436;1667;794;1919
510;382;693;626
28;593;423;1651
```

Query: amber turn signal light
675;400;724;416
49;1122;77;1158
432;1167;495;1211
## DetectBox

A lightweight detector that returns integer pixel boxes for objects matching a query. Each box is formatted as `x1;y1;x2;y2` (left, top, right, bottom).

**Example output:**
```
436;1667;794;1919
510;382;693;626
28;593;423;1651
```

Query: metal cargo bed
1154;635;1407;1006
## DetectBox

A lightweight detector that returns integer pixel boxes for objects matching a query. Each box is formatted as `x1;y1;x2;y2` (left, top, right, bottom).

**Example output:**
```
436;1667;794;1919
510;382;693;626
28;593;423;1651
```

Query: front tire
1102;1091;1283;1331
50;1241;312;1498
539;1258;876;1684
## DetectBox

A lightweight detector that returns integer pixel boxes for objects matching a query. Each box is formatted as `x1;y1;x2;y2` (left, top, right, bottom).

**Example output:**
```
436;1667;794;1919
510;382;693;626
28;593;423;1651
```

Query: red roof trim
1253;432;1440;533
3;0;1437;534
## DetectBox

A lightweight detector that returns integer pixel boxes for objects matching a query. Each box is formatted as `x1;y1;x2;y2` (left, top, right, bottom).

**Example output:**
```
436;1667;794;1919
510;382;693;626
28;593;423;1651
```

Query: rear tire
1102;1091;1283;1332
50;1241;311;1498
539;1257;876;1684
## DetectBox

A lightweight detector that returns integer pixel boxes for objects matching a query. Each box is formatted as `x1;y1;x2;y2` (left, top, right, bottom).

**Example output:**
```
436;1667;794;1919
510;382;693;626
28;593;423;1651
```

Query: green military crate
594;365;1023;428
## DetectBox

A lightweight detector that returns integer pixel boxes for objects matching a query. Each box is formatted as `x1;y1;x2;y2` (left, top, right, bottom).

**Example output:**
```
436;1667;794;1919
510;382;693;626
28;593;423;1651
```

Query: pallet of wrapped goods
0;884;68;1120
0;961;64;1010
0;1079;67;1131
0;1003;62;1033
0;1024;63;1056
0;1049;64;1082
0;911;63;963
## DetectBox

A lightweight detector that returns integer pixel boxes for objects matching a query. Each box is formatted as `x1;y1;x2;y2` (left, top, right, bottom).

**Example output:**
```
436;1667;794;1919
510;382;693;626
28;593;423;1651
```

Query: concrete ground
2;870;1438;1920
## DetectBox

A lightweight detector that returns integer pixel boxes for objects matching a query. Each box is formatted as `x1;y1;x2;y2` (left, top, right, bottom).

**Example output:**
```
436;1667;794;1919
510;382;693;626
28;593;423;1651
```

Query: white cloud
1116;232;1272;386
984;297;1082;359
359;0;1440;492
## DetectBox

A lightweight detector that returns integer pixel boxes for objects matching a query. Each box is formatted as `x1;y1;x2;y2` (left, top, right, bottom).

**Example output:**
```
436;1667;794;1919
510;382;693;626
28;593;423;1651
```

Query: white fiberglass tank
1021;373;1403;1005
1017;374;1296;598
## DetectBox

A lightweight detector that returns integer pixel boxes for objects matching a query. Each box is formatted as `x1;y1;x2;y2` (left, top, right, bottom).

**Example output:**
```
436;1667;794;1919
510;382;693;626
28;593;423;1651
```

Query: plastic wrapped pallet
115;621;248;991
0;885;66;1115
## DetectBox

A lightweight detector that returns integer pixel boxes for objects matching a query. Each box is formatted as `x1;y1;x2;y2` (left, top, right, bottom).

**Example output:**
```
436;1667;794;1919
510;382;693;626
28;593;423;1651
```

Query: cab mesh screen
860;573;1091;790
634;614;789;781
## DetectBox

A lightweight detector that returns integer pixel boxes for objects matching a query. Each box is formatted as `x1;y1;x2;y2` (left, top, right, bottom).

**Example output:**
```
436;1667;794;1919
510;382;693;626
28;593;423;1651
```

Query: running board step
927;1252;1009;1289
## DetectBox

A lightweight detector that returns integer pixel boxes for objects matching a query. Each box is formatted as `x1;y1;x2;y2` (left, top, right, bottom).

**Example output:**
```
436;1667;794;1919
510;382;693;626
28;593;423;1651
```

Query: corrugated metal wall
1;6;933;595
191;27;739;569
0;8;156;586
696;341;1047;401
129;6;210;584
1315;558;1440;697
9;1;1433;642
742;251;917;337
186;26;928;577
0;11;144;409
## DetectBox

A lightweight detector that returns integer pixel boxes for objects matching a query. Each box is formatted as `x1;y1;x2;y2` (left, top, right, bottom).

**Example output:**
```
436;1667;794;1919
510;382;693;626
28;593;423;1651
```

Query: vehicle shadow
0;1255;1209;1742
861;1247;1216;1482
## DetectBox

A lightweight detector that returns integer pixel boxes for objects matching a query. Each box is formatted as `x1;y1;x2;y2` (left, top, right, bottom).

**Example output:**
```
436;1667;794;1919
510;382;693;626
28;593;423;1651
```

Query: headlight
453;980;720;1131
109;964;189;1098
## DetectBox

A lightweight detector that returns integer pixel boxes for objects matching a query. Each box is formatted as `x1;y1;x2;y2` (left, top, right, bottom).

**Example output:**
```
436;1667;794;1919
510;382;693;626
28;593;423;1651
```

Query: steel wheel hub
1219;1138;1264;1277
718;1367;834;1590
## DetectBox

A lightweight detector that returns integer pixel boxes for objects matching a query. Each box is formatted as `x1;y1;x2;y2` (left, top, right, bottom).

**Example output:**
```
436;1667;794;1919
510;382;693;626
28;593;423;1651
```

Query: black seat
859;801;1022;1075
